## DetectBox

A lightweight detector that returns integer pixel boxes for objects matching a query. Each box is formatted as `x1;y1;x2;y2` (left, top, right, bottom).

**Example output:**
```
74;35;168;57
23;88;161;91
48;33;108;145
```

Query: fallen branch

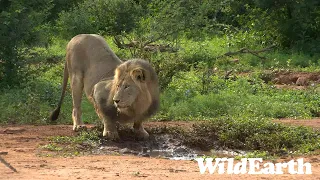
215;44;276;60
224;70;233;80
143;44;178;53
0;152;8;155
143;30;180;47
113;36;179;53
0;155;18;173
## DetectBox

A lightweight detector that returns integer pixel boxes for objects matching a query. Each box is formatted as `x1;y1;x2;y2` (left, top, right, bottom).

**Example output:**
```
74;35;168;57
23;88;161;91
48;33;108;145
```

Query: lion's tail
50;61;69;121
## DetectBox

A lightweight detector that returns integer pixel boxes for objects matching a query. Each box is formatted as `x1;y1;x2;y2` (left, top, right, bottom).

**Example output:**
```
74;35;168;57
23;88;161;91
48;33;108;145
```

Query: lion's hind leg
70;73;86;131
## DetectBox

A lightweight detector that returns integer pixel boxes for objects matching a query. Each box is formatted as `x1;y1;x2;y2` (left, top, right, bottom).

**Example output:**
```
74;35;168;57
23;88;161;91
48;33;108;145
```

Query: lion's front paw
73;124;87;132
103;130;120;141
134;128;149;141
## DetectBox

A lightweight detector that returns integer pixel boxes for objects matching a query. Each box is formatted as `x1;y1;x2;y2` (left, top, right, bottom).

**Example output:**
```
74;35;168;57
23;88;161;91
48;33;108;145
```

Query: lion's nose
113;99;120;104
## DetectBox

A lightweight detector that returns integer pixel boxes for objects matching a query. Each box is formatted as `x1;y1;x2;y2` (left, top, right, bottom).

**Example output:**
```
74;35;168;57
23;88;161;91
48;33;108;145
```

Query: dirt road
1;120;320;180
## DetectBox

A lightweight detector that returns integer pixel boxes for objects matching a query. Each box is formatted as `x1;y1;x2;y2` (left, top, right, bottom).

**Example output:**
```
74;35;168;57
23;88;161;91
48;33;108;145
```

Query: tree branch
0;155;18;173
143;30;180;47
113;35;179;53
215;45;276;60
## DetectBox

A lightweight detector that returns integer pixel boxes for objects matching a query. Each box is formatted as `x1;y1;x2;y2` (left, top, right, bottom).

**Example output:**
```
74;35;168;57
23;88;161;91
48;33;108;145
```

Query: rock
119;148;131;154
3;128;26;134
174;147;188;153
141;147;148;153
0;152;8;155
138;153;150;157
142;153;150;157
296;76;309;86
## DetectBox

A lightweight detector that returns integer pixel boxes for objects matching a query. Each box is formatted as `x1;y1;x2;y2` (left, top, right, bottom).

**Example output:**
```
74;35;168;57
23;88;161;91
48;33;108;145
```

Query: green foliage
0;41;98;125
48;0;85;21
0;87;51;124
193;117;320;154
235;151;274;160
0;77;98;125
56;0;143;39
40;129;100;157
0;0;53;86
150;53;189;90
179;38;223;65
2;0;320;88
50;130;101;144
1;0;320;156
220;0;320;53
157;71;320;120
41;143;63;151
147;0;219;39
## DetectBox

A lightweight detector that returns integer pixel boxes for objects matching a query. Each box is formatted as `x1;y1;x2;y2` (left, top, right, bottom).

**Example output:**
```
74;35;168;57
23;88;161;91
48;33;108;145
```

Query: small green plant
157;71;320;121
39;129;101;157
189;117;320;155
41;143;63;151
235;151;275;160
50;129;101;144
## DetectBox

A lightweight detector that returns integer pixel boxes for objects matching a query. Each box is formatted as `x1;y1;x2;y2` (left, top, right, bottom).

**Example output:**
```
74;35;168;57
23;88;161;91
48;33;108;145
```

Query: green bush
0;87;53;124
156;71;319;120
56;0;143;39
149;53;189;90
193;116;320;153
0;0;53;87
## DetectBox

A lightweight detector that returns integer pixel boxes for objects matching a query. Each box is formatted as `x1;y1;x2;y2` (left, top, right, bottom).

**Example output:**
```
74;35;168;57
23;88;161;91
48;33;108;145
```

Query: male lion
50;34;159;140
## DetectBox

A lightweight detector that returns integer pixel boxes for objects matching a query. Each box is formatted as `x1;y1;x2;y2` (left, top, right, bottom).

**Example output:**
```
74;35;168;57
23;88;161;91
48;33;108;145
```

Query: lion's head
110;59;159;116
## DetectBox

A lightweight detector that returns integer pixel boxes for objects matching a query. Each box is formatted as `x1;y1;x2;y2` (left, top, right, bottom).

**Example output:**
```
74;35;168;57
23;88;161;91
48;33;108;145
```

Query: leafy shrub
192;116;320;154
150;53;189;90
0;87;52;124
156;71;319;120
56;0;143;39
0;0;53;87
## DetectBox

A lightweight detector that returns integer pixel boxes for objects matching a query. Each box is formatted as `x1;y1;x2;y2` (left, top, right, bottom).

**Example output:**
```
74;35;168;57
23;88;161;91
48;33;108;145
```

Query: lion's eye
124;85;129;89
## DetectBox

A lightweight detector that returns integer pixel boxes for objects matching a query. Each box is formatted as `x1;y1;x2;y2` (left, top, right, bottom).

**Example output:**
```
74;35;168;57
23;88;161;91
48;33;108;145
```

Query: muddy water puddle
92;134;246;160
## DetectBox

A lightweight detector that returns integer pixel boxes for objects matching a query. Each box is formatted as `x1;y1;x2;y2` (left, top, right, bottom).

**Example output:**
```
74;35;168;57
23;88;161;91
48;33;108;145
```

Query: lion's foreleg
92;95;120;141
96;111;120;140
133;119;149;140
101;117;120;140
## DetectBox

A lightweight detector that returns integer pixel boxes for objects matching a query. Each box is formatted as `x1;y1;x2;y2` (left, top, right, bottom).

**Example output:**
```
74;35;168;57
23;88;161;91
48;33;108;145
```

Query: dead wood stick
224;70;233;80
0;156;18;173
215;44;276;59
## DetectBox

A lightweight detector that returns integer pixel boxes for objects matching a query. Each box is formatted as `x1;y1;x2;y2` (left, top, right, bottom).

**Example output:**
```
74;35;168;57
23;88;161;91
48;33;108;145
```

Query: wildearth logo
196;158;312;175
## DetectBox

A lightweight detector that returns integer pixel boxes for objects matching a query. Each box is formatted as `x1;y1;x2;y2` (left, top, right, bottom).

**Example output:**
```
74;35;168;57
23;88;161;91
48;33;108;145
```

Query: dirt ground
1;120;320;180
239;71;320;90
274;118;320;129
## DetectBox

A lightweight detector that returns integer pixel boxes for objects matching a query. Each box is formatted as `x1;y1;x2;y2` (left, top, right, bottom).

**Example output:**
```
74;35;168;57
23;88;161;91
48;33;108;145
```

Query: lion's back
66;34;123;96
66;34;121;65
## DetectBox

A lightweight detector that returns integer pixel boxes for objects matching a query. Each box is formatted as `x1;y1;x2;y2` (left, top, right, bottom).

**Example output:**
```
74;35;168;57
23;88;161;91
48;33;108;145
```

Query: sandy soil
274;118;320;129
1;121;320;180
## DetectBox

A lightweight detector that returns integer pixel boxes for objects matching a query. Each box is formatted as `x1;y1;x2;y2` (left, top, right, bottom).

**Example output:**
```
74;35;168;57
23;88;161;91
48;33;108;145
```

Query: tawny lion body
50;34;159;140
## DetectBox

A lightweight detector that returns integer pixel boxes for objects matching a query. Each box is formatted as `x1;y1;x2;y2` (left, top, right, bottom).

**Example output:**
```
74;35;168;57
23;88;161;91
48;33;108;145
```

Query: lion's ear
131;68;146;82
